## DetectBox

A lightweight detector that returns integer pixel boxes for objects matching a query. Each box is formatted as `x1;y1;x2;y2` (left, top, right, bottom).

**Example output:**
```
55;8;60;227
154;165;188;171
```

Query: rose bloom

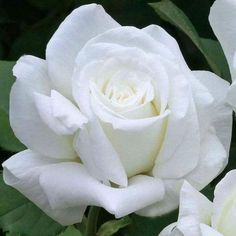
209;0;236;110
160;170;236;236
2;4;232;225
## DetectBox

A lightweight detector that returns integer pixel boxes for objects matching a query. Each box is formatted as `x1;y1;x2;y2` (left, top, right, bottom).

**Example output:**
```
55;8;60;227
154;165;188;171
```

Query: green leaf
0;61;15;113
58;226;82;236
0;173;65;236
6;232;21;236
0;61;25;152
123;211;178;236
97;216;131;236
200;38;230;81
201;184;214;202
149;0;228;79
0;110;25;152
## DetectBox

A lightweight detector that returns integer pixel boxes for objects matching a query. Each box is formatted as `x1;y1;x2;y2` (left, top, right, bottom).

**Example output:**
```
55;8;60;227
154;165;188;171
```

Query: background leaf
200;38;231;81
0;61;15;113
149;0;230;80
6;232;20;236
0;173;65;236
122;211;178;236
57;226;82;236
0;111;24;153
97;216;131;236
0;61;25;152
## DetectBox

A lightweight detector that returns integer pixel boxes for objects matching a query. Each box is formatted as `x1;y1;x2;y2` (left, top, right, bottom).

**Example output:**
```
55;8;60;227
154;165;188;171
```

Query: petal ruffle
74;118;128;187
39;162;165;220
178;182;212;225
136;179;183;217
2;150;86;226
11;56;76;159
186;131;227;190
193;71;232;153
3;150;164;225
46;4;120;99
142;24;189;72
34;90;87;135
153;75;200;179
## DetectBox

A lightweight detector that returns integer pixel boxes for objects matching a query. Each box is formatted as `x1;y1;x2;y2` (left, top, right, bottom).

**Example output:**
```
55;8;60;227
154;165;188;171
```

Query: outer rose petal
227;80;236;111
46;4;120;99
173;216;202;236
158;223;177;236
142;25;189;72
74;118;128;187
39;163;165;220
11;56;76;159
159;223;223;236
209;0;236;79
34;90;87;135
159;182;215;236
136;179;183;217
154;75;200;179
186;131;227;190
2;150;164;225
200;224;223;236
212;170;236;235
178;182;212;225
2;150;86;226
193;71;232;153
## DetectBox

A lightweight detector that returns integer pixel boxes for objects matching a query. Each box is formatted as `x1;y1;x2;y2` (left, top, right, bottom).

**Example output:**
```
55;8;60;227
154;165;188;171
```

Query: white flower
160;170;236;236
2;4;232;225
209;0;236;111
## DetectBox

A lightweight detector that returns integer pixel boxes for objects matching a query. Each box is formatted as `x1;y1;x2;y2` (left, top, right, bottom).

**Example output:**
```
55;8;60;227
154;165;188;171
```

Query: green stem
85;206;101;236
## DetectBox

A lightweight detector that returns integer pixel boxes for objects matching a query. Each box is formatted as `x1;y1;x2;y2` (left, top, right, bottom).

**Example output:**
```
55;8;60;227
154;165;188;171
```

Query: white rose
160;170;236;236
2;4;232;225
209;0;236;110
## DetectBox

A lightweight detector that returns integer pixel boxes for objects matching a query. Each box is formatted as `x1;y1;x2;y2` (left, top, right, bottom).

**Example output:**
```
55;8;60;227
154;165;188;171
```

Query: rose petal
200;224;223;236
212;170;236;235
153;75;200;179
74;118;128;187
136;179;183;217
173;216;202;236
142;24;189;72
2;150;86;226
73;42;170;116
46;4;120;99
11;56;76;159
186;131;227;190
209;0;236;80
189;75;214;139
74;26;174;70
178;181;212;225
193;71;232;153
97;111;169;177
159;223;177;236
34;90;87;136
159;223;222;236
39;162;165;220
227;80;236;111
